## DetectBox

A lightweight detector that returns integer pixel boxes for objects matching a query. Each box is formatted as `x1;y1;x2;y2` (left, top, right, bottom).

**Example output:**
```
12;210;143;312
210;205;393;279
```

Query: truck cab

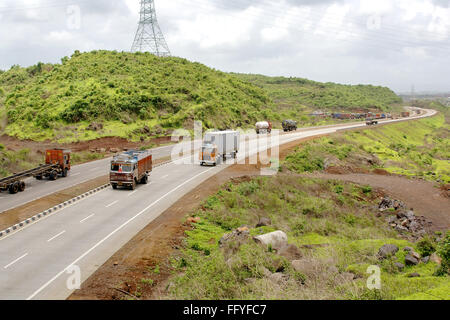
44;149;71;178
366;118;378;126
200;143;219;166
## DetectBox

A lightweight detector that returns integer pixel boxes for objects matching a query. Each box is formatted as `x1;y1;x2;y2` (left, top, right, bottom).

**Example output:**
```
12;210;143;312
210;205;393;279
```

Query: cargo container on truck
200;131;240;166
255;121;272;134
110;150;152;190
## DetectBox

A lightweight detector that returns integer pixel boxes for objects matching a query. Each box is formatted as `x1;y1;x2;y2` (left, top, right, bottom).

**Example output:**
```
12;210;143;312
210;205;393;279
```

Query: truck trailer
200;131;240;166
0;149;71;194
255;121;272;134
110;150;152;190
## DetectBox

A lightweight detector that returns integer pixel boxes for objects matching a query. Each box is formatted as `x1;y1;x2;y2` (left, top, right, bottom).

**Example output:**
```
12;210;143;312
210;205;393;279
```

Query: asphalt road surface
0;108;436;300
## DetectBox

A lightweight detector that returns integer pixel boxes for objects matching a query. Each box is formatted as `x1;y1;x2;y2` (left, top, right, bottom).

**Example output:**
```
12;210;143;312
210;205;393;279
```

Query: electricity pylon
131;0;171;56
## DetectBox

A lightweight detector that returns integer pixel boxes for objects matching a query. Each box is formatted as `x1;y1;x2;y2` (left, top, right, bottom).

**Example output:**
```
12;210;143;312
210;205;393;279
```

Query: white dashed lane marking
4;253;28;269
47;231;66;243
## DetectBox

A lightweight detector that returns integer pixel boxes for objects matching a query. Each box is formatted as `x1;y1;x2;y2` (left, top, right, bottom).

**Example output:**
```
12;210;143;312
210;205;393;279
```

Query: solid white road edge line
4;253;28;269
26;166;216;300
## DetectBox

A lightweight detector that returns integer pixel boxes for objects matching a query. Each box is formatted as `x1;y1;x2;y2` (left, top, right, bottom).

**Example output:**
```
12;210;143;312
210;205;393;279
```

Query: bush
417;236;436;257
435;232;450;276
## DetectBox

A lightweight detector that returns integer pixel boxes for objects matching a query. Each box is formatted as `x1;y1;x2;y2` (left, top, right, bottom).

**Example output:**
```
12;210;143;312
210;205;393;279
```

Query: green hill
235;74;403;115
0;51;271;142
0;51;403;143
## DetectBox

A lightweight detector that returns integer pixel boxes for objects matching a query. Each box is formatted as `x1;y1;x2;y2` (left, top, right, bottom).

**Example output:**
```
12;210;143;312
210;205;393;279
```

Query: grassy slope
0;51;271;142
0;51;403;143
167;175;449;300
235;74;403;126
283;103;450;184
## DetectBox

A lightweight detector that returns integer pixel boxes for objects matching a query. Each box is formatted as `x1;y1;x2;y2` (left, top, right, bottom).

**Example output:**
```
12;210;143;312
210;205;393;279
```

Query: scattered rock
186;217;201;224
411;251;421;260
403;246;414;253
407;272;421;278
277;244;303;261
394;262;405;271
109;147;120;153
378;244;399;259
87;122;103;131
220;227;250;255
256;217;272;228
379;197;406;211
254;231;288;251
405;254;419;266
430;253;442;265
421;256;430;264
269;272;288;284
291;258;323;279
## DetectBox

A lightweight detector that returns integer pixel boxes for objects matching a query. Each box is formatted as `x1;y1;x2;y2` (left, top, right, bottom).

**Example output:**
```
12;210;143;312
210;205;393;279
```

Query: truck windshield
111;164;132;173
202;147;214;154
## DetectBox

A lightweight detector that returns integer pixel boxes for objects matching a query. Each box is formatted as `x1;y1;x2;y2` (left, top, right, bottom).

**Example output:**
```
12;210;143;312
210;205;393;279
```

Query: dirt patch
0;134;175;153
306;172;450;231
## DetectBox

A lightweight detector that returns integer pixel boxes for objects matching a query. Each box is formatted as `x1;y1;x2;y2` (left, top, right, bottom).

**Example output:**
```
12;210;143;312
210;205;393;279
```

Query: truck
282;120;298;132
366;118;378;126
255;121;272;134
200;131;240;166
401;112;410;118
0;149;71;195
110;150;152;190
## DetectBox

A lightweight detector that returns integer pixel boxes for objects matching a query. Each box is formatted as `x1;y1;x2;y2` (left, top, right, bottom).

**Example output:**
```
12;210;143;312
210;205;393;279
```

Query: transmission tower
131;0;171;56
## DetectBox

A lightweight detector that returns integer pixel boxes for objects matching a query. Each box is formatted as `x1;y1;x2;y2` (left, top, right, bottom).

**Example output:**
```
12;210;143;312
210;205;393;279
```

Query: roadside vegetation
0;50;403;143
282;104;450;184
236;74;403;127
166;175;449;300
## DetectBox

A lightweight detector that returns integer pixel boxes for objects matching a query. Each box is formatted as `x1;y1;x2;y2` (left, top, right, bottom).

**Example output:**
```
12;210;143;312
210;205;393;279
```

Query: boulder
412;251;421;260
186;217;201;224
291;258;322;278
394;262;405;271
378;244;399;259
269;272;288;284
430;253;442;265
405;254;419;266
403;246;414;253
254;231;288;251
87;122;103;131
219;227;250;254
421;256;430;264
277;244;303;261
407;272;421;278
256;217;272;228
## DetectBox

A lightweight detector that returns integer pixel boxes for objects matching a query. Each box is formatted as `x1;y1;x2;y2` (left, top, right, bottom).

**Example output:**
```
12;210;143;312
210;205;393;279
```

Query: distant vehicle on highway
282;120;298;132
110;150;152;190
0;149;71;194
255;121;272;134
200;131;240;166
366;118;378;126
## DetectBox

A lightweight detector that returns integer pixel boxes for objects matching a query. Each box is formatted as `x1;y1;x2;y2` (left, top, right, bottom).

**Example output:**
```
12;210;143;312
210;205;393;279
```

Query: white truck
200;131;240;166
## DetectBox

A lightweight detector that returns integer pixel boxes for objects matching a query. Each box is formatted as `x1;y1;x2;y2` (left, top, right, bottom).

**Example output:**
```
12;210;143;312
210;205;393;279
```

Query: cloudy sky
0;0;449;93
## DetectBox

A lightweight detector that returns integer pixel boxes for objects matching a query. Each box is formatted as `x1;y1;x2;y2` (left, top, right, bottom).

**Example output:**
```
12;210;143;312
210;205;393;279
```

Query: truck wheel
9;182;19;194
35;175;42;180
49;171;57;181
62;168;68;177
141;175;148;185
131;181;136;190
19;181;26;192
112;184;118;190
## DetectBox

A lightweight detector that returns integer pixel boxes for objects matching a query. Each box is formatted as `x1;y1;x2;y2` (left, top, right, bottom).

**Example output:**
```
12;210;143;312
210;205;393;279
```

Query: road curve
0;108;436;300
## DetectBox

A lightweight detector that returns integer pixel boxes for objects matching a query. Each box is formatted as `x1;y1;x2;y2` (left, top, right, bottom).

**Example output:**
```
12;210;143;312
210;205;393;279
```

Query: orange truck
110;150;153;190
0;149;71;194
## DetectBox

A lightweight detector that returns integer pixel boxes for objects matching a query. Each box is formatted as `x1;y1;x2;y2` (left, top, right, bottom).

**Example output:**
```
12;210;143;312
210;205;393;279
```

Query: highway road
0;108;436;300
0;108;427;214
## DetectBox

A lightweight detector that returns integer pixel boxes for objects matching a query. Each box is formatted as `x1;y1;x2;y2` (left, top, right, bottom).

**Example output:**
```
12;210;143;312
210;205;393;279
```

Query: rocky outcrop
254;231;288;251
378;244;399;259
